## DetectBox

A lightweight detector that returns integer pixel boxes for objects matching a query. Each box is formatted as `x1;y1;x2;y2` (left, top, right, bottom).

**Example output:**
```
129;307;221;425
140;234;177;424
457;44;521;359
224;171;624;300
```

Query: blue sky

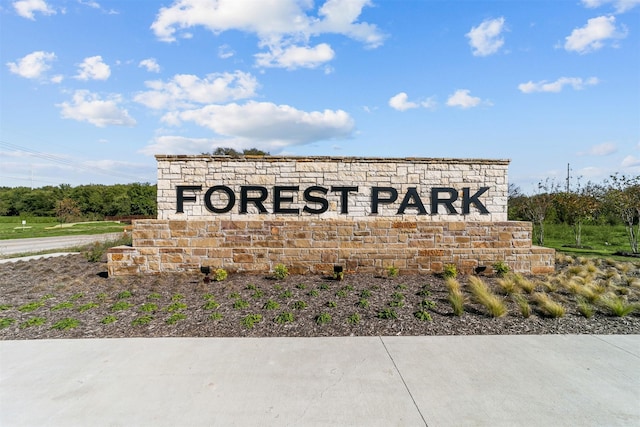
1;0;639;193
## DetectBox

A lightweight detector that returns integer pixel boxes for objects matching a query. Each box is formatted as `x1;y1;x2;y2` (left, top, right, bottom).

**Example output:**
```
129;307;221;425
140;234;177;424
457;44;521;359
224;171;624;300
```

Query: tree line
509;174;639;254
0;183;157;221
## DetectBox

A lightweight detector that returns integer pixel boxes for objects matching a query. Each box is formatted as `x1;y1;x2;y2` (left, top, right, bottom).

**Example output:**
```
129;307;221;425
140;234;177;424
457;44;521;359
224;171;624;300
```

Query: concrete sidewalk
1;335;638;426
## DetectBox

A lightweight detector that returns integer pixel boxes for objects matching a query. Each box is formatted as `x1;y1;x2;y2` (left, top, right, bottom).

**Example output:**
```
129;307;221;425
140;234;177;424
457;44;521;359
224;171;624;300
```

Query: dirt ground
1;253;639;340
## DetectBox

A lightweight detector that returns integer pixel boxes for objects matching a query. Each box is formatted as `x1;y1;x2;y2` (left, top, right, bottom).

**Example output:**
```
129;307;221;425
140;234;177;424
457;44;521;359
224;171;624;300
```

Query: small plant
18;301;44;312
117;291;133;299
378;308;398;320
446;277;465;316
202;293;215;300
334;271;344;281
84;242;105;263
497;276;518;295
70;293;84;301
263;299;280;310
389;292;404;308
166;302;187;312
101;315;117;324
52;302;75;311
315;312;332;325
308;289;319;297
513;273;536;294
599;295;636;317
252;290;265;299
335;289;348;298
327;301;338;308
296;283;307;290
233;299;249;310
96;293;108;301
319;283;330;290
577;298;594;318
280;290;293;299
386;266;399;278
131;315;153;326
468;276;507;318
148;292;163;300
208;312;223;321
274;311;294;324
492;261;510;277
78;302;99;312
357;298;370;308
140;303;158;313
213;268;228;282
202;300;220;310
533;293;565;318
395;284;407;290
110;301;132;312
419;299;436;310
347;313;361;325
229;292;241;299
246;283;258;291
292;300;308;310
443;264;457;279
513;294;531;318
0;317;16;328
52;318;80;330
273;263;289;280
242;314;263;329
20;317;46;328
360;289;372;298
166;313;187;324
414;310;432;321
171;294;184;301
0;304;12;311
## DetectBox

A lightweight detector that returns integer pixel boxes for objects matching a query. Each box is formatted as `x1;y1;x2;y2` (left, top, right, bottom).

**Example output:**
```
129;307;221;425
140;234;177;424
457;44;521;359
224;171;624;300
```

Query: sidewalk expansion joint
379;336;428;427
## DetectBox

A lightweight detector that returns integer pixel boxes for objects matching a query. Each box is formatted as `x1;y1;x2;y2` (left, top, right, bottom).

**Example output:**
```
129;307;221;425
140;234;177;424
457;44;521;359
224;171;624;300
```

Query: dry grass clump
445;277;465;316
513;294;531;318
467;276;507;318
532;292;565;318
496;275;518;295
513;273;536;294
577;298;595;318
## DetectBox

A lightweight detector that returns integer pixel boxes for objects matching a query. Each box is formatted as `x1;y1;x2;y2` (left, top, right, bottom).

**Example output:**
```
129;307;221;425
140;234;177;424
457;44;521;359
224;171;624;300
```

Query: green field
0;217;127;240
536;223;638;262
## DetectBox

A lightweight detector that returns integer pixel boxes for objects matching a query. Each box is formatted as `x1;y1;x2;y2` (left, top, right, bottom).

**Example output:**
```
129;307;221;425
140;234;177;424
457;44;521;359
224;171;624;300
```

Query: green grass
0;217;127;240
0;317;16;328
51;318;80;330
539;223;636;261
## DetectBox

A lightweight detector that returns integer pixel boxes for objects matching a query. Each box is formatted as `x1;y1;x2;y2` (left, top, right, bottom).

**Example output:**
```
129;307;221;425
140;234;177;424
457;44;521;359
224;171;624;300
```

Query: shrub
492;261;510;277
213;268;228;282
241;314;263;329
386;266;399;278
443;264;457;279
347;313;361;325
233;299;249;310
414;310;432;321
599;295;636;317
273;264;289;280
377;308;398;320
275;312;294;324
577;298;594;318
315;312;332;325
263;299;280;310
292;300;308;310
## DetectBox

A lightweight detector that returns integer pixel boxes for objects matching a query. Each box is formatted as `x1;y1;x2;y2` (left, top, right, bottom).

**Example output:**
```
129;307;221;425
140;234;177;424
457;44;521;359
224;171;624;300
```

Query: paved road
0;233;124;256
1;335;638;426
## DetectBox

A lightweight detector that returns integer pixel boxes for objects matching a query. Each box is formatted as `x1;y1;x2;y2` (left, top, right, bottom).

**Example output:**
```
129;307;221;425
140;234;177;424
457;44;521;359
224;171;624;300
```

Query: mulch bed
1;254;639;340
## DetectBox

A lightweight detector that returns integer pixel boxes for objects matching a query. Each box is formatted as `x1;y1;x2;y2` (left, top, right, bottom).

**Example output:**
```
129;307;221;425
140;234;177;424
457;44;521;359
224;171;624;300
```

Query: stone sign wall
108;156;554;276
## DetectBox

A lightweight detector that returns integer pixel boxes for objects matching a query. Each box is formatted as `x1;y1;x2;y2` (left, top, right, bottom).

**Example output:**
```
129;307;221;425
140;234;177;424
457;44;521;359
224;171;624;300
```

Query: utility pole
566;163;570;193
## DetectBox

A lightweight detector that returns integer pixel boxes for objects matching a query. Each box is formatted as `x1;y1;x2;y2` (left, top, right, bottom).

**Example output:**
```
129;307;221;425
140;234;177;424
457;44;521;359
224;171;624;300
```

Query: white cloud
389;92;418;111
466;17;506;56
621;155;640;167
139;58;160;73
564;15;626;54
218;44;234;59
75;56;111;80
57;90;136;127
518;76;599;93
255;43;335;69
134;71;258;110
581;0;640;13
139;135;219;155
7;51;56;79
150;0;384;69
388;93;437;111
446;89;483;109
588;142;617;156
155;101;354;151
13;0;55;19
